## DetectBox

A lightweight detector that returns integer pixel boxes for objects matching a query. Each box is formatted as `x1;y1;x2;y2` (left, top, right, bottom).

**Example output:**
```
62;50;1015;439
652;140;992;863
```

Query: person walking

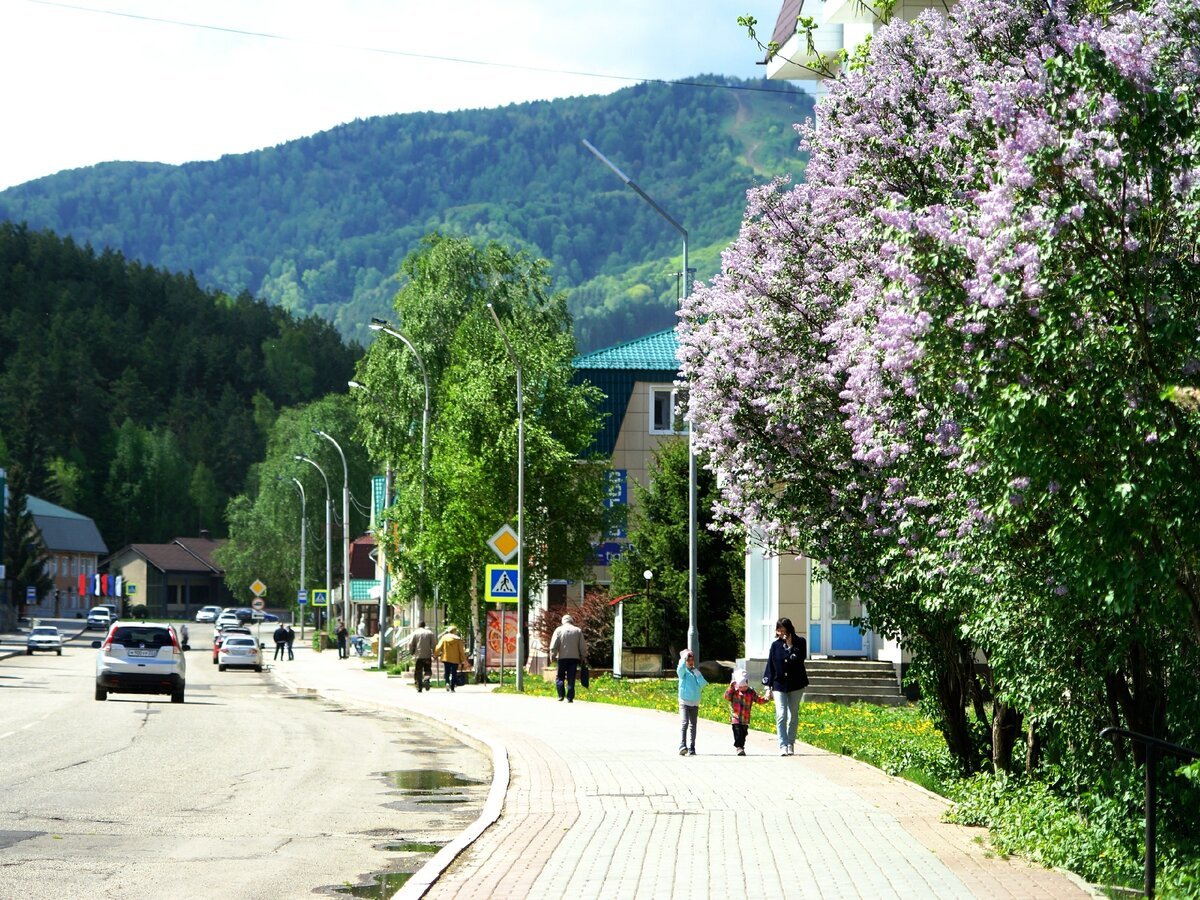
434;625;469;692
677;648;708;756
548;614;587;703
285;624;295;661
724;668;770;756
272;623;288;661
408;620;436;692
335;618;349;659
762;616;810;755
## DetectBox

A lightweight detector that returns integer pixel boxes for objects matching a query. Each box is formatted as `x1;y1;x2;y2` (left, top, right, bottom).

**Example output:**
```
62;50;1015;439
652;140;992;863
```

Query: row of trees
216;234;618;669
681;0;1199;799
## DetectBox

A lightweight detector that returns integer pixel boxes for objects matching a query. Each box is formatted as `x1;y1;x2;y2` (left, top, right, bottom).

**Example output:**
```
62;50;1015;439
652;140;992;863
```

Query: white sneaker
780;748;788;756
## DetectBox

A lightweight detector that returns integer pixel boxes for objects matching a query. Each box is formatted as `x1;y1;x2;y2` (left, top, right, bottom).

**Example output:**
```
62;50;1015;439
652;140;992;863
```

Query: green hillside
0;76;812;352
0;223;359;546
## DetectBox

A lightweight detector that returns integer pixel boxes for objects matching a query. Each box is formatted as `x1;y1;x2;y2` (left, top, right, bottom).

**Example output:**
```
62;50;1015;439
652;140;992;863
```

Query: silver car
27;626;63;655
93;622;186;703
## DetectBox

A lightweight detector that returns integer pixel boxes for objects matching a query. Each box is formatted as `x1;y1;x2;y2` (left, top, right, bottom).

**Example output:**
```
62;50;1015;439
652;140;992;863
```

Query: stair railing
1099;726;1199;897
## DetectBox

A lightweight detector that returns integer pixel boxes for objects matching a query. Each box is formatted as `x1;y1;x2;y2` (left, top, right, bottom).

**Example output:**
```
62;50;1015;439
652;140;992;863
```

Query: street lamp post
287;477;307;640
487;303;526;692
583;138;700;660
368;318;431;633
295;454;331;632
314;430;351;633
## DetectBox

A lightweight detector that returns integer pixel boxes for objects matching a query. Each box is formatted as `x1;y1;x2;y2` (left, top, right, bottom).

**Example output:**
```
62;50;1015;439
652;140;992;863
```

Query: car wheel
212;657;217;664
255;665;262;673
171;689;184;704
26;648;32;655
219;664;226;671
94;686;107;701
57;649;62;656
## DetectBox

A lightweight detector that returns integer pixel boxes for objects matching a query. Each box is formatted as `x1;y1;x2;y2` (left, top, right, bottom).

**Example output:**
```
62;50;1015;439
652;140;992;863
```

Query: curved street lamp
368;317;432;636
294;454;331;630
583;138;699;660
314;430;351;631
280;476;307;639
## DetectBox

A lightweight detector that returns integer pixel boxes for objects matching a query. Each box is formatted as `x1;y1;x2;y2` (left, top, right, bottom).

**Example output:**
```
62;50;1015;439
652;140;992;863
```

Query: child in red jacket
723;669;771;755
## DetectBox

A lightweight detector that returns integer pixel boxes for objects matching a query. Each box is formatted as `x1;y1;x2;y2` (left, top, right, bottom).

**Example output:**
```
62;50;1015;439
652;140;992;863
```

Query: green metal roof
572;328;679;371
574;329;681;457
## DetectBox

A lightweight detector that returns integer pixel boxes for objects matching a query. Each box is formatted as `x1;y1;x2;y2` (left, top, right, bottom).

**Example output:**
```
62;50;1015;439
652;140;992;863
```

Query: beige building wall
590;379;684;585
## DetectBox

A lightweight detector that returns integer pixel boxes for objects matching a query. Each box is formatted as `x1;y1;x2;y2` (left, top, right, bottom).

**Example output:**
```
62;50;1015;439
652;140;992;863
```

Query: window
650;386;688;435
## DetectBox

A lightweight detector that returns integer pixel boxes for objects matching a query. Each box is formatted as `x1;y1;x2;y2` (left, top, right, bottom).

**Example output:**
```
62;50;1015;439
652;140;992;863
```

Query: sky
0;0;781;191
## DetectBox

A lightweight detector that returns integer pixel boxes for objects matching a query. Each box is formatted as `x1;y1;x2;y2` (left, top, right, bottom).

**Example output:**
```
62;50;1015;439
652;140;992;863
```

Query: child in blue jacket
677;648;708;755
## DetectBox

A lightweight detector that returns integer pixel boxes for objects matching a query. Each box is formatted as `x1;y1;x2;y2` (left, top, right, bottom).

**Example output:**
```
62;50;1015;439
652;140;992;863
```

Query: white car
214;612;241;629
217;635;263;672
27;626;63;655
195;605;222;623
86;606;112;630
93;622;186;703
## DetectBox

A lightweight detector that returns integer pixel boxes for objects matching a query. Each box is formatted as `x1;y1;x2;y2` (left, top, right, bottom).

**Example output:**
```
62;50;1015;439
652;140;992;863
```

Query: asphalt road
0;622;489;899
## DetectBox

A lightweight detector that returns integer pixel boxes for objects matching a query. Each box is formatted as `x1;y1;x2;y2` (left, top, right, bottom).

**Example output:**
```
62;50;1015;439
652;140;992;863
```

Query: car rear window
112;627;173;648
225;637;255;647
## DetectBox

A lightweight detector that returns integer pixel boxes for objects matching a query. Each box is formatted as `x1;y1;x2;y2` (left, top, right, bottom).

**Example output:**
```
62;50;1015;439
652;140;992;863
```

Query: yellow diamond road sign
488;524;519;562
250;579;267;597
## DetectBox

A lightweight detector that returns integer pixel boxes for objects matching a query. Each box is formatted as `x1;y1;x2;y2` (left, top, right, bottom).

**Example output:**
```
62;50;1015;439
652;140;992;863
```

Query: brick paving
264;646;1097;900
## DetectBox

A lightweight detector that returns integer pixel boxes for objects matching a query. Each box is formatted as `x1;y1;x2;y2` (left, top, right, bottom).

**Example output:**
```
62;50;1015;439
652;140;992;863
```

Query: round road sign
251;597;265;610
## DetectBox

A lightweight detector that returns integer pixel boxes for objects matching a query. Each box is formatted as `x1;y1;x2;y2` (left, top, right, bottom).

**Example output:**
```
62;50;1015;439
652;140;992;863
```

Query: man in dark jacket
408;620;436;692
273;624;288;661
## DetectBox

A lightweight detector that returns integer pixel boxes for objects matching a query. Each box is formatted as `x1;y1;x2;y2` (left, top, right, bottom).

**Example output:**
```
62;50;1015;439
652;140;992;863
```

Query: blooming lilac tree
682;0;1200;775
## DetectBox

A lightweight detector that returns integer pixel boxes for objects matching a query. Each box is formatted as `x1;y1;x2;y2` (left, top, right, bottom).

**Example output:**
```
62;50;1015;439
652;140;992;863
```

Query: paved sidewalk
269;646;1099;900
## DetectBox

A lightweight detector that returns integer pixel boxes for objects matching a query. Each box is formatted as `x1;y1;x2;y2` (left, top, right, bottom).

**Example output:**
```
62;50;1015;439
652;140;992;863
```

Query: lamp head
643;569;653;581
348;380;364;390
369;317;388;331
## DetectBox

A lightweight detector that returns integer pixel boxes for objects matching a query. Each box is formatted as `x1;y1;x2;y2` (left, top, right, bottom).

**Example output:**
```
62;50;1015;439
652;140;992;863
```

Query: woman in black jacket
761;617;809;756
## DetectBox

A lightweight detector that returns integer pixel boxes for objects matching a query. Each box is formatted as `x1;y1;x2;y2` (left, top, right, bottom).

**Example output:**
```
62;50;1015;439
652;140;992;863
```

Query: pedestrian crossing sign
485;564;519;604
311;588;328;607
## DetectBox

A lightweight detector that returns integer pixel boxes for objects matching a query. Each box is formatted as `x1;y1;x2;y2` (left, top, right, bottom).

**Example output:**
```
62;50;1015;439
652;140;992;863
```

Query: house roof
572;328;680;371
573;329;681;457
26;496;108;555
105;536;226;575
768;0;806;61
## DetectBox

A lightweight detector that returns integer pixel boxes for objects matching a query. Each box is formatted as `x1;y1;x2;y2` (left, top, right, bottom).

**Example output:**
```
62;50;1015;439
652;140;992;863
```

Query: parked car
212;625;252;664
195;605;222;623
217;636;263;672
86;607;112;630
27;626;63;655
259;612;280;623
93;622;186;703
100;602;120;622
214;612;241;630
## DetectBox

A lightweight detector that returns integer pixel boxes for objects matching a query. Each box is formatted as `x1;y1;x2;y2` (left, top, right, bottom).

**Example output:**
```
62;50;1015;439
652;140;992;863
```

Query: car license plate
127;649;157;657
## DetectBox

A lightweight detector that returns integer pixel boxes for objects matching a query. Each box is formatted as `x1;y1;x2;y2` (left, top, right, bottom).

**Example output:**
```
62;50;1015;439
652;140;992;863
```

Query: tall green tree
353;235;608;671
609;438;744;662
2;463;53;616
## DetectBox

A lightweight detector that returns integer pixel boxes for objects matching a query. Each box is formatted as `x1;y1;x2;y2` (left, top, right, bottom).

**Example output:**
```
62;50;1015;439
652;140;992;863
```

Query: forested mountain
0;223;359;546
0;77;812;352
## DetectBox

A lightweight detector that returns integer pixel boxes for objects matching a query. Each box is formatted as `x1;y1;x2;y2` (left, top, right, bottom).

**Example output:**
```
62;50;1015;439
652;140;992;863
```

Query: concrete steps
804;658;907;706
